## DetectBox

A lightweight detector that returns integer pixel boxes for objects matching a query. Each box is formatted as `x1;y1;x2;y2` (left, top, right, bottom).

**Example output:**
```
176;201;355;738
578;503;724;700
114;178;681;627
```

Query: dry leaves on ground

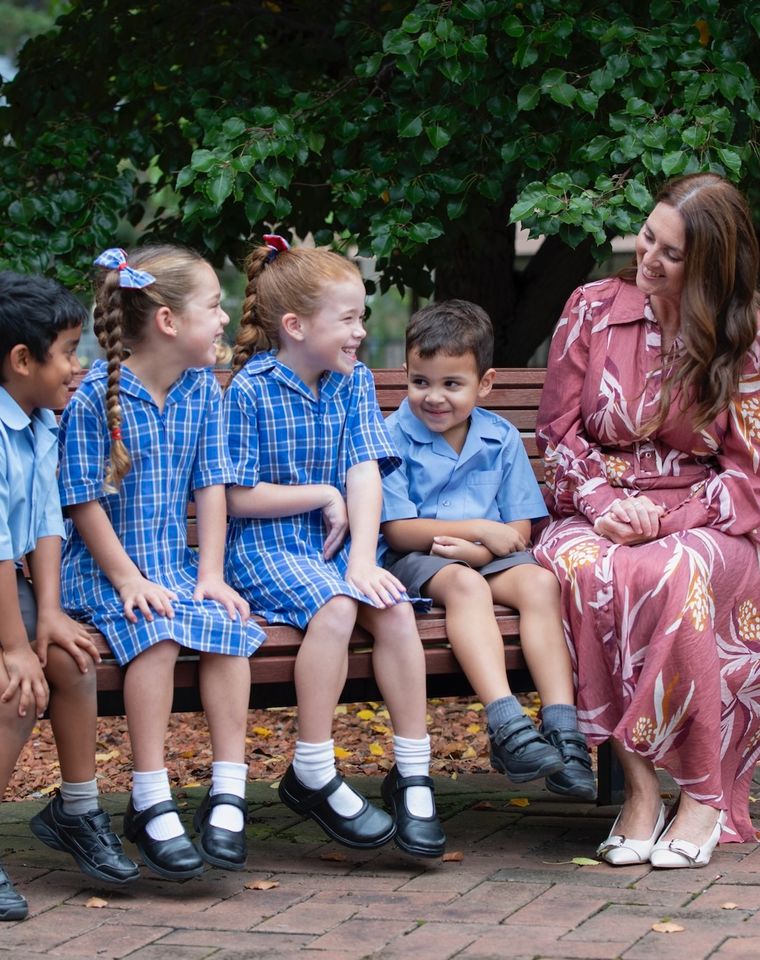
9;694;536;800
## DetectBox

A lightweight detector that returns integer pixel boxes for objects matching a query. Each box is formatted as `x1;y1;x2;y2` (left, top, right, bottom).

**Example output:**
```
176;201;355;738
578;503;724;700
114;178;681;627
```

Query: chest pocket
465;469;502;513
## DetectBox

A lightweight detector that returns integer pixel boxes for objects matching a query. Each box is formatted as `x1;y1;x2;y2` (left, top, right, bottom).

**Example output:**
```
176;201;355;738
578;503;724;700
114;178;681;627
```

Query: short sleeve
0;440;12;560
345;364;400;478
223;376;260;488
380;418;419;522
191;375;233;491
58;387;107;507
495;425;549;522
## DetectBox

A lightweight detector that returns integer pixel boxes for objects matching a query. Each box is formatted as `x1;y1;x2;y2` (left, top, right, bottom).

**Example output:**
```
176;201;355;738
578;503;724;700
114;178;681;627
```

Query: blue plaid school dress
223;354;410;627
58;361;265;666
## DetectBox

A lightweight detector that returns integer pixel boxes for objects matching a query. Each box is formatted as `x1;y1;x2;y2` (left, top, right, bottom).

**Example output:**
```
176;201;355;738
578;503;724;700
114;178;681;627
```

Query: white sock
132;769;184;841
60;779;99;817
209;761;247;831
293;740;363;817
393;734;434;818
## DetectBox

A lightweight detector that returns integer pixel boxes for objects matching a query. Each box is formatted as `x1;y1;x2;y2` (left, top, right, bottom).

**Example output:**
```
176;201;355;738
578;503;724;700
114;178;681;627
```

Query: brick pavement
1;770;759;960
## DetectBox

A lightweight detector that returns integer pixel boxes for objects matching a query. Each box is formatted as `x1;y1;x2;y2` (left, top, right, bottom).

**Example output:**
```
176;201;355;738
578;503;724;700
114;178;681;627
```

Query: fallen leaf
571;857;601;866
470;702;484;712
466;724;482;734
40;783;59;796
333;746;352;759
462;746;477;759
442;851;464;862
509;797;530;808
85;896;109;909
721;902;738;910
245;879;280;890
334;705;347;715
251;726;272;737
180;749;196;759
320;851;347;861
652;921;684;934
182;780;201;789
270;780;280;789
95;749;120;762
450;772;458;780
357;709;375;721
372;724;391;735
472;801;495;811
368;743;385;757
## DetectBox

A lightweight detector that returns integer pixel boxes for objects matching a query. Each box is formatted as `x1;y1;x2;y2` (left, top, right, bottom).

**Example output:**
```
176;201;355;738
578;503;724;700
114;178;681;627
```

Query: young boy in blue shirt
380;300;595;800
0;273;138;922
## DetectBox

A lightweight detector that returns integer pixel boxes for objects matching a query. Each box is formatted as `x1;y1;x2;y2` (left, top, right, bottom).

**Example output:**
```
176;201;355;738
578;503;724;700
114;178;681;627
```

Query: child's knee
311;595;356;639
45;645;97;697
435;563;492;605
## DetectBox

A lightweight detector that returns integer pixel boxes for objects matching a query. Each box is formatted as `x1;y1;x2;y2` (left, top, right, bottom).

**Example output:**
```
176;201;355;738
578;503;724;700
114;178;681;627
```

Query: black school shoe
381;765;446;858
0;863;27;921
542;729;597;801
278;764;396;849
489;713;564;782
123;797;204;881
29;792;139;886
193;790;248;871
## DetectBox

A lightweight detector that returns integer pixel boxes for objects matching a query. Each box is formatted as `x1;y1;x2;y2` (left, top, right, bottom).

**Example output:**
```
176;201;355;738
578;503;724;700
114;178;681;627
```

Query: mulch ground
8;695;541;801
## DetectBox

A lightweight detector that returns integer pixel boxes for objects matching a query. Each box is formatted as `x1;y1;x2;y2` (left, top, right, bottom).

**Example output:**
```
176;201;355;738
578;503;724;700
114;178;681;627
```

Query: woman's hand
35;609;101;673
321;487;349;560
346;561;406;608
115;575;178;623
430;536;494;567
594;496;664;545
194;577;250;621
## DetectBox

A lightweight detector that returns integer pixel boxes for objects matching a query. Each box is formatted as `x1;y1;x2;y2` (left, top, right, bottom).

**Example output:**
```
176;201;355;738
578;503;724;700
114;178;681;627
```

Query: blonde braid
100;284;131;492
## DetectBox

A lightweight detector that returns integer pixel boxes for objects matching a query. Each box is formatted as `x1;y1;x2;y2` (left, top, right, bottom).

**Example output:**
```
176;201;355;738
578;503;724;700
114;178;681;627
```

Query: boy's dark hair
0;271;87;378
405;299;494;376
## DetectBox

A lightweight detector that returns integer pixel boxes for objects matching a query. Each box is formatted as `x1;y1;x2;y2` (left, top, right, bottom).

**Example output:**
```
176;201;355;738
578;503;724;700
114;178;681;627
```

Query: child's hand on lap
478;521;527;557
430;536;494;567
1;646;49;718
35;610;101;673
321;487;348;559
115;575;178;623
193;577;250;621
346;561;405;608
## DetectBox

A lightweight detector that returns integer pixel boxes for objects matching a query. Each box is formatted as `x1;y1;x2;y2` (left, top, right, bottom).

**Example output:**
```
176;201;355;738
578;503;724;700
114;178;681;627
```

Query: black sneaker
489;713;564;782
543;729;597;801
0;863;27;921
30;792;139;886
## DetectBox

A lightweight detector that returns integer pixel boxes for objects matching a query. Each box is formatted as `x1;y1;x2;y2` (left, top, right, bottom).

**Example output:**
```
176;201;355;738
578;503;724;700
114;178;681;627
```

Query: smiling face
26;324;83;412
174;261;230;368
406;348;494;454
635;202;686;308
283;277;367;387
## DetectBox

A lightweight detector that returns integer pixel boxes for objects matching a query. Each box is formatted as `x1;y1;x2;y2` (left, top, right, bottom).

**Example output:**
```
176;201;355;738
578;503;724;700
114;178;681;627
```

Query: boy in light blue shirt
0;273;138;922
380;300;594;800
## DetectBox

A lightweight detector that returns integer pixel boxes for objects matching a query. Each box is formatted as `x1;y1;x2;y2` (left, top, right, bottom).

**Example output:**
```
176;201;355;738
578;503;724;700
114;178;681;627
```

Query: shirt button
442;499;451;506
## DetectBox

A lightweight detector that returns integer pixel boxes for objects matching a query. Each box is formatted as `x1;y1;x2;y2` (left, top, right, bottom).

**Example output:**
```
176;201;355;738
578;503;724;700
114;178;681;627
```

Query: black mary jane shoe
381;765;446;859
123;798;204;881
278;764;396;849
193;790;248;871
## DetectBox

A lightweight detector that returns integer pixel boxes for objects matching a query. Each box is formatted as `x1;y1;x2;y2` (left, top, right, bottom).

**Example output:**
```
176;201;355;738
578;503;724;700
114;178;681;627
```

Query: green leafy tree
1;0;758;363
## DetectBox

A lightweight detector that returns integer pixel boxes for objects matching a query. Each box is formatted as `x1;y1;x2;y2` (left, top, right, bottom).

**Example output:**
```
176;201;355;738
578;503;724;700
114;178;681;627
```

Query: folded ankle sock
132;769;184;840
541;703;578;733
393;734;434;818
209;761;247;831
293;740;363;817
60;779;99;817
485;695;523;733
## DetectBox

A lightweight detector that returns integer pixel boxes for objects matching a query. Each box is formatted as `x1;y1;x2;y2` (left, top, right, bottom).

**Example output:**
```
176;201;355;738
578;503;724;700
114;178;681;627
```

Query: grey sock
60;779;99;816
486;695;523;733
541;703;578;733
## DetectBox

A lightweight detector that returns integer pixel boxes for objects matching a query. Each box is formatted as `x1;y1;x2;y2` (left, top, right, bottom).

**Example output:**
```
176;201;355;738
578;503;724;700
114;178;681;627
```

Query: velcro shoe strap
129;799;180;833
555;737;592;764
391;773;434;795
493;721;540;751
207;792;248;813
667;838;701;861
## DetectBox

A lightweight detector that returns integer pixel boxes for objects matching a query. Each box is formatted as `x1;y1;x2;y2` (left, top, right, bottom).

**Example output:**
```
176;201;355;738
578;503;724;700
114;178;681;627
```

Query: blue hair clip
93;248;156;289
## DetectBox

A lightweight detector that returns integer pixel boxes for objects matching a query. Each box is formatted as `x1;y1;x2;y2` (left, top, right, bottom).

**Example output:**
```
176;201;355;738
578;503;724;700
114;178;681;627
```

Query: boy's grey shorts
14;568;38;639
383;549;539;598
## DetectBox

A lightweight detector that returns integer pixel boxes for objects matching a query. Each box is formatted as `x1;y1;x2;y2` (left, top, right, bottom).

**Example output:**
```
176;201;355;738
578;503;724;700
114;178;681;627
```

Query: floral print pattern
534;277;760;842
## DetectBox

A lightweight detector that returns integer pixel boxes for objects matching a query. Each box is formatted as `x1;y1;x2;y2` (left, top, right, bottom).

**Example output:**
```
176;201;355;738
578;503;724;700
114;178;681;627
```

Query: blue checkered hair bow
93;248;156;289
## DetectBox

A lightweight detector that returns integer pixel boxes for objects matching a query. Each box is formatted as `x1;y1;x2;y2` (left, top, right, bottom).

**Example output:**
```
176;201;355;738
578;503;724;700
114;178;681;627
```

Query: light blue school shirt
379;398;548;563
0;386;64;563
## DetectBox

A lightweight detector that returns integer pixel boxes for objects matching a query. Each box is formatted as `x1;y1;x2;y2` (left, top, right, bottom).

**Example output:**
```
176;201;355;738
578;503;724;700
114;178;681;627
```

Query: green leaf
409;221;444;243
206;167;234;206
273;115;295;138
681;125;707;148
576;89;599;115
462;35;487;59
446;197;466;220
509;183;547;222
716;73;741;102
418;31;437;53
583;136;611;161
624;179;652;212
517;84;540;112
425;125;451;149
550;83;576;107
222;117;246;138
661;150;685;176
175;166;195;189
460;0;486;19
717;147;742;175
253;180;277;206
190;149;216;173
401;12;424;33
398;114;424;138
384;29;414;55
502;14;524;37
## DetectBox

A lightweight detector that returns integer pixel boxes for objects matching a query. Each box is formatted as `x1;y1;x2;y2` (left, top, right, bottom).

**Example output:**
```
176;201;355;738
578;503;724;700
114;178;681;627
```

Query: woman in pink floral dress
534;173;760;868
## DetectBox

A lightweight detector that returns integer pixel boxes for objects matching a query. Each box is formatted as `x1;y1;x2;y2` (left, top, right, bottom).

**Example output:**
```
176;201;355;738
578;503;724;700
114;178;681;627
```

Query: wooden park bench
60;366;622;804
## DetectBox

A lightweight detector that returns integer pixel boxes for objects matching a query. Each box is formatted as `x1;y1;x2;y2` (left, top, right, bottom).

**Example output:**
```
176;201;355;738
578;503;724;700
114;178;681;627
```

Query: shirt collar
604;279;649;326
89;359;198;406
396;398;503;452
242;350;350;402
0;386;30;430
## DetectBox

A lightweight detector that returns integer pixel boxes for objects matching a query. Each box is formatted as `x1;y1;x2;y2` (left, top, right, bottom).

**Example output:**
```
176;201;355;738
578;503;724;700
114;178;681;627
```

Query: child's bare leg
424;564;512;705
489;564;574;706
44;644;97;783
294;595;356;742
0;657;36;796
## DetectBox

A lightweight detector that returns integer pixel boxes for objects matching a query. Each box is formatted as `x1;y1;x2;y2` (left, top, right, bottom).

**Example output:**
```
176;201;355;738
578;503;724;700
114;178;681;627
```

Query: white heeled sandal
596;802;666;866
649;809;726;869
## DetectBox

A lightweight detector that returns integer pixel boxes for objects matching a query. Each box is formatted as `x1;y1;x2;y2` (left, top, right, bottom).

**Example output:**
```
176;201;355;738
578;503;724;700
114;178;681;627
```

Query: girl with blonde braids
58;246;265;880
223;236;445;858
